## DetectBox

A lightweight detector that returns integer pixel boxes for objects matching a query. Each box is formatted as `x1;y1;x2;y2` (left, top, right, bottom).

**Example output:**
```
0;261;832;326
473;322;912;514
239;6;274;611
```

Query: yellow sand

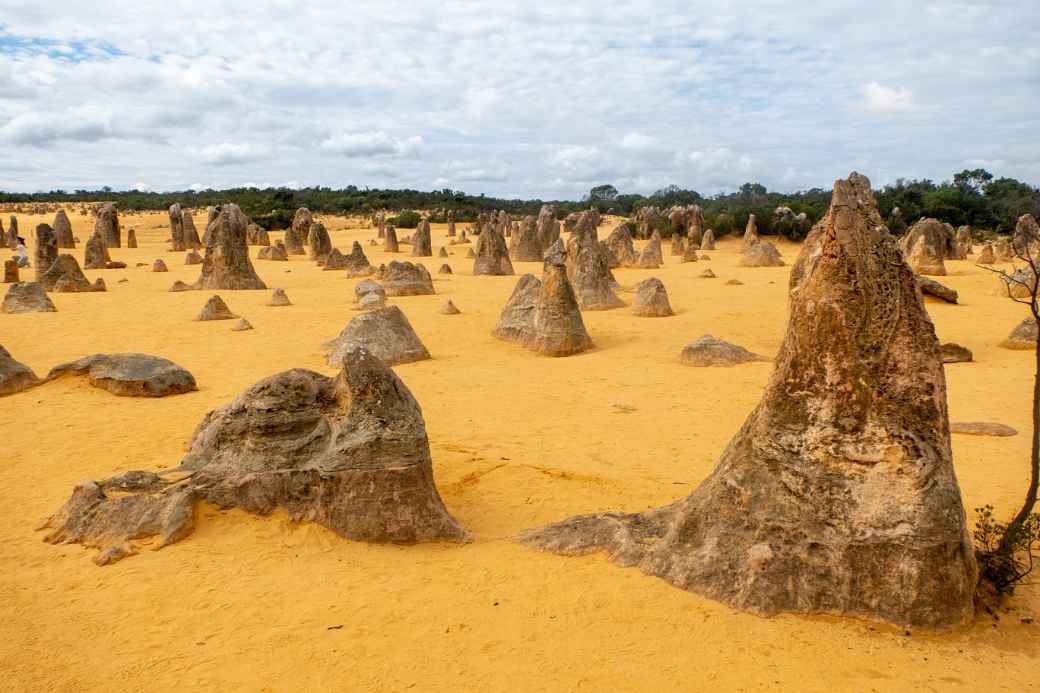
2;211;1038;692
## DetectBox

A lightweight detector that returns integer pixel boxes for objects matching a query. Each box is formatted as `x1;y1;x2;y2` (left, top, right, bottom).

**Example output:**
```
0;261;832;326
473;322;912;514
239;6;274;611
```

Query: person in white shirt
13;237;30;268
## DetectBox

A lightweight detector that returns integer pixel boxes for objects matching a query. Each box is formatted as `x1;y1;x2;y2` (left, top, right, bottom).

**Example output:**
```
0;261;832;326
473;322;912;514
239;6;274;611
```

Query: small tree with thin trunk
977;225;1040;599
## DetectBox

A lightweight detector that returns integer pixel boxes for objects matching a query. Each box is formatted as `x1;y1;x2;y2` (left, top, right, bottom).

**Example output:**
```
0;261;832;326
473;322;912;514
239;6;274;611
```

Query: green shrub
974;504;1040;597
389;210;421;228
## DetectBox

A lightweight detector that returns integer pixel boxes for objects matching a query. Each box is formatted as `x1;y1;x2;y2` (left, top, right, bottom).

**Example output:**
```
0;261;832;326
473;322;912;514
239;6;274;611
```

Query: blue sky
0;1;1037;198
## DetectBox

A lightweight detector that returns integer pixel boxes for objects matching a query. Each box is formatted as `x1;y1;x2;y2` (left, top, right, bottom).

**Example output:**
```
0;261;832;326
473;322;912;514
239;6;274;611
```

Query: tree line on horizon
2;168;1036;240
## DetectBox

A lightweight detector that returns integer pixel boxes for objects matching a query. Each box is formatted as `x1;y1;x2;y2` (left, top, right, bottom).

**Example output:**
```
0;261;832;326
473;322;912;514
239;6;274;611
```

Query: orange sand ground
2;210;1038;692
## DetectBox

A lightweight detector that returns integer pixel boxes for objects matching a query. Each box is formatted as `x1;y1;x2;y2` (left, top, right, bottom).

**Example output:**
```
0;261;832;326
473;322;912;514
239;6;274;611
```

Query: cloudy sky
0;1;1037;199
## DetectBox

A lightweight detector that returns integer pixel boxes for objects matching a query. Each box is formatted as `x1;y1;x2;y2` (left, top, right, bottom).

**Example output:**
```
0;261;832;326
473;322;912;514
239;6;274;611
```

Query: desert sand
2;210;1038;691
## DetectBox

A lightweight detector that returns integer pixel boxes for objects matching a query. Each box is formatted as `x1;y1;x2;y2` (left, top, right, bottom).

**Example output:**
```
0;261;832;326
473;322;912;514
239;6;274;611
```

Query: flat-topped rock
680;335;765;366
46;353;197;397
380;261;434;296
3;282;56;313
940;343;973;363
950;422;1018;437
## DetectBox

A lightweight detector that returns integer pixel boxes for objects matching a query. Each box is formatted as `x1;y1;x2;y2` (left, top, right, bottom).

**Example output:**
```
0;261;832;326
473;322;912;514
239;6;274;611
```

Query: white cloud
199;142;273;165
861;82;914;114
132;181;150;190
320;131;422;158
620;133;658;151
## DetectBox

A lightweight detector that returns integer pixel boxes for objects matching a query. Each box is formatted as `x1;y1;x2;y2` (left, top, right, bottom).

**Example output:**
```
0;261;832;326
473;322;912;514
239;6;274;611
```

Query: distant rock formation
636;231;663;269
384;225;399;253
39;254;105;292
900;219;949;275
190;204;267;290
258;240;288;261
700;229;715;250
182;212;201;249
380;261;434;296
126;229;137;248
605;224;638;268
53;209;75;248
977;242;995;264
308;221;332;263
1000;318;1037;350
285;208;311;255
473;221;514;276
742;214;759;249
565;212;624;310
268;288;291;306
169;204;185;251
246;223;270;246
83;230;111;270
439;299;460;315
152;259;168;273
739;241;784;267
412;220;433;257
197;295;237;321
95;202;121;248
33;224;58;282
493;240;593;356
680;335;764;366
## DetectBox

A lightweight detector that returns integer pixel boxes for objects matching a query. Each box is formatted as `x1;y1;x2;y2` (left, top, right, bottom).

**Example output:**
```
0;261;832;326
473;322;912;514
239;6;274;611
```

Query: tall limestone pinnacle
521;172;977;629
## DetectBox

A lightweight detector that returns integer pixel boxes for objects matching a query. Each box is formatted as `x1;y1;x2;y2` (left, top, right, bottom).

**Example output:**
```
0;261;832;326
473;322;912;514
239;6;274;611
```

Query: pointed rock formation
636;231;663;269
53;209;75;248
323;305;430;366
742;214;759;249
191;204;267;290
285;208;311;255
343;242;374;277
308;221;333;263
168;204;185;251
1000;318;1037;350
83;230;111;270
95;202;121;248
473;222;514;275
378;261;434;296
46;353;197;397
182;212;201;249
41;347;466;564
169;281;191;292
2;282;57;313
739;241;784;267
197;295;237;321
411;219;433;257
39;254;104;292
458;230;471;244
0;345;40;396
268;288;291;306
631;277;674;317
323;247;349;270
565;212;624;310
605;223;638;268
700;229;716;250
439;299;460;315
438;264;452;275
465;248;475;258
671;234;685;256
33;224;58;282
492;240;593;356
537;206;560;250
152;259;168;272
520;172;978;630
384;224;400;253
510;215;544;262
353;279;387;311
438;247;449;258
3;260;17;283
700;269;716;278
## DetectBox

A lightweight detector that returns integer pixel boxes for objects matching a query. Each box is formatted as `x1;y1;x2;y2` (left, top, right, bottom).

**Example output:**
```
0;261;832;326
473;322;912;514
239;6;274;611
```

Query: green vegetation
3;168;1036;238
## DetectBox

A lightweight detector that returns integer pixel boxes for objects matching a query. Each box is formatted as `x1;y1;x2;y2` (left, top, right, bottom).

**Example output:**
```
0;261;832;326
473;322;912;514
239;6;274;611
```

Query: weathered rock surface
918;276;958;303
700;229;716;251
5;215;17;249
438;247;448;258
742;214;759;249
520;172;978;630
680;335;764;366
739;241;784;267
258;240;288;261
40;347;467;564
324;306;430;366
993;238;1014;262
492;240;593;356
168;204;185;251
0;345;40;396
411;220;433;257
53;210;75;248
438;264;452;275
636;231;663;269
83;230;111;270
197;295;237;321
473;222;514;275
46;353;197;397
185;250;203;265
182;213;201;249
952;226;973;259
977;243;995;264
246;223;270;246
1000;318;1037;349
384;225;399;253
381;261;434;296
3;282;56;313
191;204;267;290
152;259;168;272
670;234;685;256
900;219;948;275
950;422;1017;437
268;288;291;306
631;277;673;317
126;229;137;248
510;215;544;262
34;224;58;282
353;279;387;311
3;260;17;283
343;242;374;277
566;212;624;310
39;254;105;292
308;221;332;263
940;343;973;363
605;224;638;268
95;202;121;248
285;208;311;255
